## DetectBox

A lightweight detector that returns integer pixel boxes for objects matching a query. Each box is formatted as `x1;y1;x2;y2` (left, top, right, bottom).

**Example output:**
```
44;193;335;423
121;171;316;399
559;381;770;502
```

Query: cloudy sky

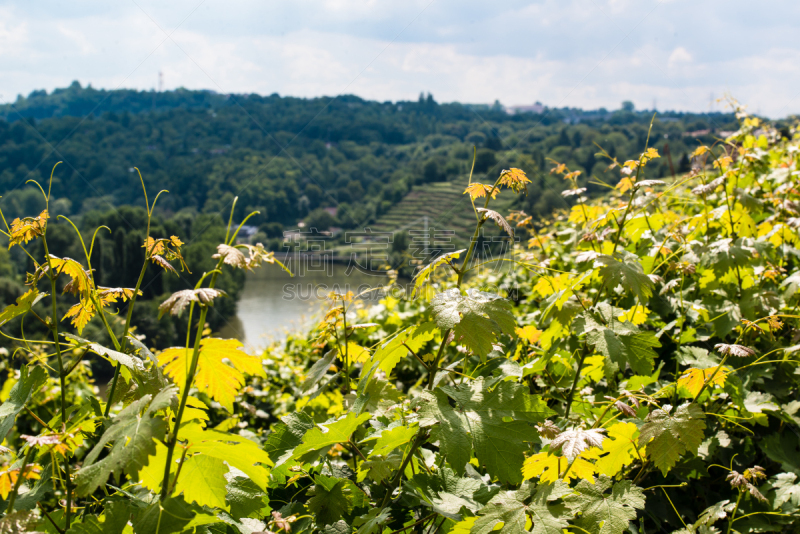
1;0;799;117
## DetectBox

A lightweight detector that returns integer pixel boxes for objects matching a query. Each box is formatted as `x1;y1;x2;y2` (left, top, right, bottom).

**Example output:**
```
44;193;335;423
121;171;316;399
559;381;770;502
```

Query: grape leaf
132;496;195;534
307;475;367;526
565;476;645;534
301;349;337;393
353;508;392;534
176;454;229;509
415;389;471;474
365;424;418;457
765;473;800;510
292;412;371;459
74;386;177;496
8;209;47;248
580;308;661;375
64;333;145;375
265;411;315;464
179;423;273;489
550;428;606;460
432;289;515;359
226;476;265;519
0;365;46;441
438;378;553;483
528;483;573;534
473;482;572;534
595;422;640;477
678;366;727;398
472;493;527;534
595;252;655;303
0;289;44;327
477;208;514;237
638;403;706;475
369;322;436;377
158;338;266;412
413;249;465;288
522;451;597;484
65;501;130;534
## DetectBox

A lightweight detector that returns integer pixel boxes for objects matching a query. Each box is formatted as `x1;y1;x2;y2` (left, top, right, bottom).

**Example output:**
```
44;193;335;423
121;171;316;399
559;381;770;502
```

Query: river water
219;263;389;352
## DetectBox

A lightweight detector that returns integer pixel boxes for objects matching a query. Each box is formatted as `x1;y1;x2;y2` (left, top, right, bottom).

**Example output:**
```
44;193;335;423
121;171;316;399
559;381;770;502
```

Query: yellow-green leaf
158;338;265;412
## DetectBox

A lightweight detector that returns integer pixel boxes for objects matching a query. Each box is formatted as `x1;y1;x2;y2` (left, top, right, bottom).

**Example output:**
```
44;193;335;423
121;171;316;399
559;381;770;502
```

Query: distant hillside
0;83;738;238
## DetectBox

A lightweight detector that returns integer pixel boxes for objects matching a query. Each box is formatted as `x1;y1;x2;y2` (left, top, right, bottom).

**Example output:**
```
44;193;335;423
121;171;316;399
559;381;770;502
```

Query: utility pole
158;71;163;93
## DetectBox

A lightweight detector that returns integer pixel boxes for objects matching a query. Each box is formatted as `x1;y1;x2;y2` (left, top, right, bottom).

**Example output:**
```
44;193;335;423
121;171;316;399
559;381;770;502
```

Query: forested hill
0;82;737;234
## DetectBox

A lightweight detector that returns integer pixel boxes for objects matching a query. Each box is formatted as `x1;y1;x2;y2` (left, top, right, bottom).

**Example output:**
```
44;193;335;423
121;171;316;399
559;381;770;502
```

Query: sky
1;0;800;117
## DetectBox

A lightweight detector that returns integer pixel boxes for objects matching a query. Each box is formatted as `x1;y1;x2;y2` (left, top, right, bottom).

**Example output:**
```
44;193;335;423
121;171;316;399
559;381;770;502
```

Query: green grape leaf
472;496;527;534
307;475;367;526
0;364;47;441
580;308;660;375
66;501;130;534
360;455;401;484
178;423;273;490
74;386;177;496
266;411;315;463
638;403;706;475
265;411;315;482
759;432;800;473
226;476;265;519
12;464;53;511
354;508;392;534
132;496;195;534
528;501;571;534
0;289;45;327
696;500;733;527
595;252;654;303
565;476;645;534
431;289;515;359
365;424;418;457
370;322;437;377
63;333;145;374
176;454;229;510
292;412;370;459
473;482;570;534
413;249;466;288
436;378;553;484
415;390;471;476
765;473;800;511
301;349;337;393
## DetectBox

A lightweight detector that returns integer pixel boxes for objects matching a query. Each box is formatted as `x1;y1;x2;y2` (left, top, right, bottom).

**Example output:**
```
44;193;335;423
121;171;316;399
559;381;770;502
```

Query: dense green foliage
0;83;735;231
1;96;799;534
0;85;738;344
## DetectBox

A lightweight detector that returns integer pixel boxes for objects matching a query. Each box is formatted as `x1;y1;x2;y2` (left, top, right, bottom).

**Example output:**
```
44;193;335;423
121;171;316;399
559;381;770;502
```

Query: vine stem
386;513;437;534
160;200;239;501
727;490;744;534
378;429;428;510
5;445;35;512
105;243;154;417
105;168;158;416
41;234;72;528
692;353;730;403
159;276;218;501
563;343;589;419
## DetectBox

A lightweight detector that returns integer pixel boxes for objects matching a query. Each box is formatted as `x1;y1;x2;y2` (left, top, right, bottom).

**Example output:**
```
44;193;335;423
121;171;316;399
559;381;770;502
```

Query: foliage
0;103;799;534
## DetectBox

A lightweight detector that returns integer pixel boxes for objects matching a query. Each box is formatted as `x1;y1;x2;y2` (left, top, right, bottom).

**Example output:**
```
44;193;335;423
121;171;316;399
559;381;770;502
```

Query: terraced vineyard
369;180;517;245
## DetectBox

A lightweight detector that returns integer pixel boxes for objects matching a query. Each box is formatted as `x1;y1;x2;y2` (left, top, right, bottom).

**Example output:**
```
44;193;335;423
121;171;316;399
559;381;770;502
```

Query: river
219;263;389;352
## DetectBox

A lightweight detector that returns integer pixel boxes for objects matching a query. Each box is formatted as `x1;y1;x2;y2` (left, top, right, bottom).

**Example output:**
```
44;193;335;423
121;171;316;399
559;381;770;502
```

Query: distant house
684;129;711;138
323;207;338;217
505;102;545;115
238;225;258;239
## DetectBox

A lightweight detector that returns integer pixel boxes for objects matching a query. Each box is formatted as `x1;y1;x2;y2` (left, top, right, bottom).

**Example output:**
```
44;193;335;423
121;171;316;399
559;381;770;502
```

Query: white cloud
0;1;799;117
668;46;693;67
